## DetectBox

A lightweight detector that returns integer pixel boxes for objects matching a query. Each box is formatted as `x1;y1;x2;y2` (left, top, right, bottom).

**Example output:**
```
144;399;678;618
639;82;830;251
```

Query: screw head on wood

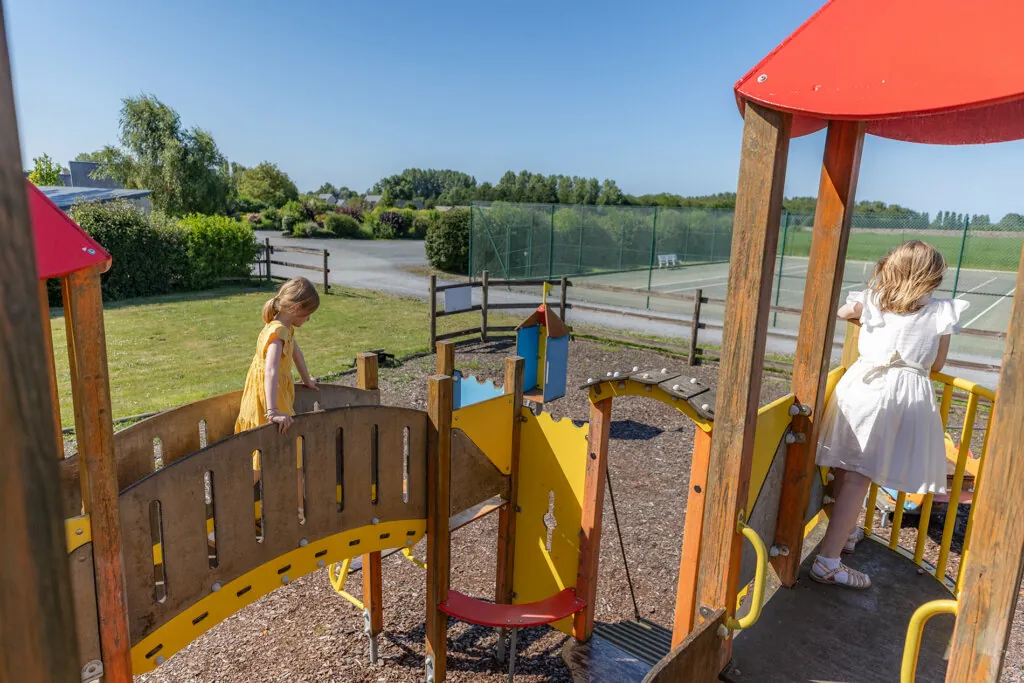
632;366;640;372
673;384;681;391
211;582;222;592
690;377;698;384
701;403;711;411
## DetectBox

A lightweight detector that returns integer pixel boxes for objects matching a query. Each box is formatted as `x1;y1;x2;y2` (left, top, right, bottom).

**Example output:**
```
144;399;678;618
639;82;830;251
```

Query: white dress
815;290;969;494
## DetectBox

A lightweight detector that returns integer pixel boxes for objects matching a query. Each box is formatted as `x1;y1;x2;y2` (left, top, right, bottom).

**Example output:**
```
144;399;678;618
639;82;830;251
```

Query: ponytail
261;278;319;323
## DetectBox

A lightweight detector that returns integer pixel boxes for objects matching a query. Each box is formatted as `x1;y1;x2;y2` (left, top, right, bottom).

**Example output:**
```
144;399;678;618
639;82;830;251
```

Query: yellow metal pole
936;394;978;576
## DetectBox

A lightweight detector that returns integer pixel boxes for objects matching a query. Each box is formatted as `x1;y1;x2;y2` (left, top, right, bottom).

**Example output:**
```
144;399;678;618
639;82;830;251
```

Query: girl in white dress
810;241;968;589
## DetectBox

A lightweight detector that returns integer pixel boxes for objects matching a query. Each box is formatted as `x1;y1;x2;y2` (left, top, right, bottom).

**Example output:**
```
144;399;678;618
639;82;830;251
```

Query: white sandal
842;527;865;555
810;557;871;589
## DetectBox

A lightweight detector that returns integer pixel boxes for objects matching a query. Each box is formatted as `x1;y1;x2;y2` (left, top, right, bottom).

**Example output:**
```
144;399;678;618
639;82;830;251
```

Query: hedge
425;208;469;273
324;213;362;238
58;200;258;303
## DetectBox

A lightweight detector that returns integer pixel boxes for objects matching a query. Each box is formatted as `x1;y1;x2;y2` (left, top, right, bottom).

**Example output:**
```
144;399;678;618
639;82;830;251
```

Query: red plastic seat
439;588;585;628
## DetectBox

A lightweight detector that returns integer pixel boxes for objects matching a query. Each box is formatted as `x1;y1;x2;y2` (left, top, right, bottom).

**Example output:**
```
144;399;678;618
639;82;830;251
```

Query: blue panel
517;326;540;392
452;370;503;409
542;335;569;402
453;371;464;410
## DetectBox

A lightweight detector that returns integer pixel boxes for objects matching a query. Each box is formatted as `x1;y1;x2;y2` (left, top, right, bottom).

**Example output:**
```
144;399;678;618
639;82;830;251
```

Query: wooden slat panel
426;375;453;682
118;406;429;644
947;243;1024;682
450;429;510;517
495;358;525;608
672;428;712;646
772;119;864;585
693;102;790;667
573;397;612;641
644;608;725;683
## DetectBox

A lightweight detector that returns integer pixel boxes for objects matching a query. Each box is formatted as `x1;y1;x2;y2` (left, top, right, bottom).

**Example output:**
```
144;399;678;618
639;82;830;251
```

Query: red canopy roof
734;0;1024;144
26;179;111;279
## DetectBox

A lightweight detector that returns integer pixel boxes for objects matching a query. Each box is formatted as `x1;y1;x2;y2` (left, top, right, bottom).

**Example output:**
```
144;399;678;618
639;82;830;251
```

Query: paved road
256;233;999;386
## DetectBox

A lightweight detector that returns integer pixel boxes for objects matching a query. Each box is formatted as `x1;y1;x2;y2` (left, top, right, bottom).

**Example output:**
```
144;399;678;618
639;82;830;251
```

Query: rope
606;469;641;621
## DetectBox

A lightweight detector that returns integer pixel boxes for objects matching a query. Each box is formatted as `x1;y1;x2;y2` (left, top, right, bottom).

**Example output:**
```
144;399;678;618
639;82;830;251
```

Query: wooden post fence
262;241;331;293
689;288;703;366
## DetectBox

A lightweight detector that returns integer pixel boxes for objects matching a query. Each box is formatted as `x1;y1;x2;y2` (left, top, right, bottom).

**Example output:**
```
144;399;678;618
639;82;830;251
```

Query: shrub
411;211;435;239
292;221;319;237
260;207;280;226
176;214;258;289
324;213;362;238
67;200;187;301
376;210;409;239
399;209;418;237
336;204;363;222
280;200;305;223
281;215;296;235
425;208;470;273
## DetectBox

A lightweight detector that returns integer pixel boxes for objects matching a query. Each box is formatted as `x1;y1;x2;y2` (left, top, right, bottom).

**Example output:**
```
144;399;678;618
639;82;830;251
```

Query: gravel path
136;339;1018;682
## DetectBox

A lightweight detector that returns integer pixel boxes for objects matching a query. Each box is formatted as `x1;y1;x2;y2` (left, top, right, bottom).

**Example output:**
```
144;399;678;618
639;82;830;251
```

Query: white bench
657;253;679;268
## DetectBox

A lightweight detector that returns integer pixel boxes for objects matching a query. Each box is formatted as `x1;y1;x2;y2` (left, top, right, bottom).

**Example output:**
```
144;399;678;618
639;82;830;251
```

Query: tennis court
572;257;1014;363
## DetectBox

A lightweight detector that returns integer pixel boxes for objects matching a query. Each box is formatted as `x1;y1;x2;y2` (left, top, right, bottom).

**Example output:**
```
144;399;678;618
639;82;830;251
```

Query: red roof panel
26;180;111;279
735;0;1024;144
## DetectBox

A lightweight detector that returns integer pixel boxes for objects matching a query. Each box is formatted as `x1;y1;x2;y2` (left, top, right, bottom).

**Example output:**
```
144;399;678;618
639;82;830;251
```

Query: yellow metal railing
872;371;994;593
901;599;957;683
725;521;768;631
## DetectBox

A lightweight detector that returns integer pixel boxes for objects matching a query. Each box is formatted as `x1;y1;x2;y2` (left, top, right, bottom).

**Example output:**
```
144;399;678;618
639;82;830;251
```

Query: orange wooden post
946;243;1024;682
573;396;612;641
692;103;790;674
0;11;82;672
436;340;455;376
425;374;453;682
495;357;525;606
671;427;713;647
356;352;383;661
64;267;133;683
772;120;864;586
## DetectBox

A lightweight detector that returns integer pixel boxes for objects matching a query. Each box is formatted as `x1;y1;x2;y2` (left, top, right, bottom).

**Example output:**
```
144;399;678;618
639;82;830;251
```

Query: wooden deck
725;538;955;683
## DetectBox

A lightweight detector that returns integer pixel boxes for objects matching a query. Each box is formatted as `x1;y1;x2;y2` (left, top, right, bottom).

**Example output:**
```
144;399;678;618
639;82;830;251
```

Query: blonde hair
869;240;946;314
262;277;321;323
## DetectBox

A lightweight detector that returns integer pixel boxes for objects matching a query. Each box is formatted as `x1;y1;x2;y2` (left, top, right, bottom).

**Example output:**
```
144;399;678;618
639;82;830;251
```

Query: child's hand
271;414;294;433
304;378;319;391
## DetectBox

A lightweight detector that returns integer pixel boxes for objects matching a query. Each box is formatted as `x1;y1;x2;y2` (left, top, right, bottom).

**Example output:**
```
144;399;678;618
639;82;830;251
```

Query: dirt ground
136;338;1022;682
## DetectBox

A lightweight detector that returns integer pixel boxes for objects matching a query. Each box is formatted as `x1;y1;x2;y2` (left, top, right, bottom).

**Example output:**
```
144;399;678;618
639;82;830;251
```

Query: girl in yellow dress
235;277;320;435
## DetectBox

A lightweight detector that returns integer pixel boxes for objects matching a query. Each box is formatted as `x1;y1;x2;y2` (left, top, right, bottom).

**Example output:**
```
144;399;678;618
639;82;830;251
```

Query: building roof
26;180;111;279
69;160;121;189
734;0;1024;144
364;194;382;203
38;186;152;210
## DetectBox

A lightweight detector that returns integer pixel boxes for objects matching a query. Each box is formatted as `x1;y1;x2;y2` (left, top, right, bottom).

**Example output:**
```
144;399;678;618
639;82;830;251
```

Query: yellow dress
235;320;295;433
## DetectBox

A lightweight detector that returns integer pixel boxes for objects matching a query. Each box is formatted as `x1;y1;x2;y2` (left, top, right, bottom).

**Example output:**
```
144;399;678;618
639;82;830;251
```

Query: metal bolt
757;74;768;83
701;403;711;412
769;545;790;558
318;560;326;567
661;368;667;374
281;575;290;584
299;538;308;547
613;371;620;378
699;605;713;618
694;485;702;493
785;432;806;444
788;403;812;416
826;472;835;482
642;373;650;379
590;451;597;460
672;384;681;391
515;505;523;513
587;377;594;384
212;582;222;592
717;625;731;638
822;495;836;505
155;655;165;666
75;528;83;535
690;377;698;384
371;517;380;525
632;366;639;372
606;372;613;377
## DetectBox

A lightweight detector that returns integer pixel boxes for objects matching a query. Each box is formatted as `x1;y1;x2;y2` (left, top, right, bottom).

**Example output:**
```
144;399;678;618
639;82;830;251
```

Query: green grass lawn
48;284;502;426
782;230;1023;271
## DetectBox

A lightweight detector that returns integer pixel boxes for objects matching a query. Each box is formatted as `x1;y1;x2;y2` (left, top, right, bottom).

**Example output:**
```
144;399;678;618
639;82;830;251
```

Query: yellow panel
587;379;714;433
746;394;796;513
65;514;91;554
823;366;845;404
131;519;426;674
513;409;589;636
452;394;515;474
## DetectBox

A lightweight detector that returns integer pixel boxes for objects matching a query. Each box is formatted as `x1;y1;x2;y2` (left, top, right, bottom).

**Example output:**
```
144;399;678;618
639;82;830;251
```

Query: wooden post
357;353;382;650
559;275;568;323
495;357;525;607
841;320;861;368
573;397;612;641
692;102;790;674
688;288;703;367
425;374;453;682
0;8;82;673
264;237;271;283
429;275;437;350
65;267;133;682
436;340;455;376
771;120;864;586
481;270;489;342
671;427;712;646
946;243;1024;682
323;249;330;294
39;280;63;458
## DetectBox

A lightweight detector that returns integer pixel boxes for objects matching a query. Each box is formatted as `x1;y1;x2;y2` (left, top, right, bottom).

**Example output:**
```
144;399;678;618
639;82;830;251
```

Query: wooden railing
260;238;331;293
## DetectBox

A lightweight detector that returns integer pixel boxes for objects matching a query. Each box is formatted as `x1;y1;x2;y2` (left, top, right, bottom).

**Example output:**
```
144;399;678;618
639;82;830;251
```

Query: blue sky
8;0;1023;219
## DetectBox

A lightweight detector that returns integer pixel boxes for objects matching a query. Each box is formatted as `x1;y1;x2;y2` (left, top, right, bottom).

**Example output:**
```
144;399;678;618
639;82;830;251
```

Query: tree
315;182;337;196
597;179;623;206
238;162;299;208
28;153;64;185
379;187;395;208
87;94;230;215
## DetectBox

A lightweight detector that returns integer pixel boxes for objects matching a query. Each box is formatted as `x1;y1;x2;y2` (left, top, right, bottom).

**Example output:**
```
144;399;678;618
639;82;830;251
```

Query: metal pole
951;214;969;299
618;220;625;270
577;205;584;274
645;207;658;310
468;206;474;279
429;275;437;349
559;275;568;323
548;205;555;279
265;237;272;283
505;220;511;279
528;210;534;278
773;210;789;327
323;249;330;294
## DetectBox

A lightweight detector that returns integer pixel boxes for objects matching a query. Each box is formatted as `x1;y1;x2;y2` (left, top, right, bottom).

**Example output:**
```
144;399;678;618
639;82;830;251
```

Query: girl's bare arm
264;339;284;412
837;301;863;322
293;341;316;387
932;335;950;372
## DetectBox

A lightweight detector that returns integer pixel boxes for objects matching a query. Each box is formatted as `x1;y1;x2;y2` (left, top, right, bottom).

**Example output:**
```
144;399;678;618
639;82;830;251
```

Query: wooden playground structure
4;1;1024;683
